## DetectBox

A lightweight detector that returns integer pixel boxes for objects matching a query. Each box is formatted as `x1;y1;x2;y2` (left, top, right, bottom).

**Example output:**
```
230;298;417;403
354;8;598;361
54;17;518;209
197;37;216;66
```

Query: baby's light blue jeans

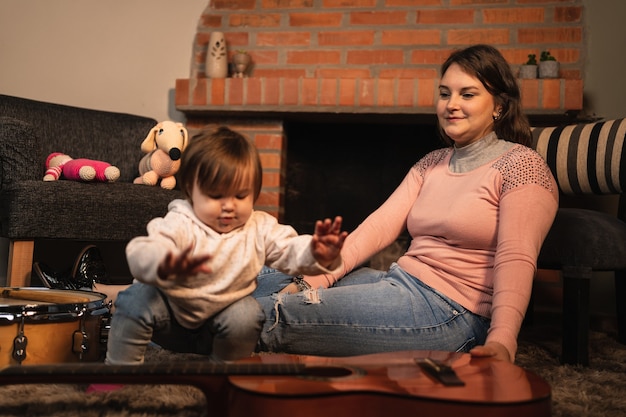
106;282;264;364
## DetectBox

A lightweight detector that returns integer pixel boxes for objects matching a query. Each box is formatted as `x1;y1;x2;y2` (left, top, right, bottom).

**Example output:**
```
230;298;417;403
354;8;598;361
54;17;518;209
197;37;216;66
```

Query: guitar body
228;350;551;417
0;350;550;417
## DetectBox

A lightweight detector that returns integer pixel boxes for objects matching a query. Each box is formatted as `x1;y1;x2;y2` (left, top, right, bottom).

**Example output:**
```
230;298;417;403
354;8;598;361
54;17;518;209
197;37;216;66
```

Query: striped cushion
531;119;626;195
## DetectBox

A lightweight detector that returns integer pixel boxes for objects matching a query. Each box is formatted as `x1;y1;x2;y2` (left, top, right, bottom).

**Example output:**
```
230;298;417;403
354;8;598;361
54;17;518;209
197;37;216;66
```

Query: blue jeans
106;282;265;364
252;263;490;356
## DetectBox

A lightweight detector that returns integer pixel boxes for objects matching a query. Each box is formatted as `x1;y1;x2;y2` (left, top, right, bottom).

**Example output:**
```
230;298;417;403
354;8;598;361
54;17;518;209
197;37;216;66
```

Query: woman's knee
335;266;386;286
253;268;294;297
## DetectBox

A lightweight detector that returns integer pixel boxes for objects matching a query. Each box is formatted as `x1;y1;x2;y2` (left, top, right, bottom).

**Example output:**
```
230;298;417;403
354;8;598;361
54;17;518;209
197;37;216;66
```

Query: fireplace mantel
175;77;584;123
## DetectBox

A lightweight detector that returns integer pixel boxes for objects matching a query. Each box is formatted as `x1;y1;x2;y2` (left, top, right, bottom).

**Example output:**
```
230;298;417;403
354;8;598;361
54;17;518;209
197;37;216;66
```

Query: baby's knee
113;283;164;319
216;297;265;334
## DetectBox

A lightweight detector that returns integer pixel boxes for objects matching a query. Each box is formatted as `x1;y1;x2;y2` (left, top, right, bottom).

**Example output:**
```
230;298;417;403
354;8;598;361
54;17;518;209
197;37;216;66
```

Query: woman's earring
493;110;502;121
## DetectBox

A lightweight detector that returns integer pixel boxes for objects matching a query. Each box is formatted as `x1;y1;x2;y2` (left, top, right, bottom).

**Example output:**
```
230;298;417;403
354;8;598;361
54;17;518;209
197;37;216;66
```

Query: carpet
0;315;625;417
514;316;626;416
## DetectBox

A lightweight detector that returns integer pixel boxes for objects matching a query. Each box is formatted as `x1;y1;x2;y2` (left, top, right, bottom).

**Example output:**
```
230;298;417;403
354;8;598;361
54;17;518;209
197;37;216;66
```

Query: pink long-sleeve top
306;135;559;359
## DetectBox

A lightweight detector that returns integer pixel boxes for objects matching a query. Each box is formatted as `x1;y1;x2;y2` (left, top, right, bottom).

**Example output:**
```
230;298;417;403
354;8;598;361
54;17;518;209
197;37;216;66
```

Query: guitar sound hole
301;366;356;380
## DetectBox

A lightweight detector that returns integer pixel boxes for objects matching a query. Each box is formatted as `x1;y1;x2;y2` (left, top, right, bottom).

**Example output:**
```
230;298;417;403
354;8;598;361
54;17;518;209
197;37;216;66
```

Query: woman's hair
179;126;263;201
438;44;532;147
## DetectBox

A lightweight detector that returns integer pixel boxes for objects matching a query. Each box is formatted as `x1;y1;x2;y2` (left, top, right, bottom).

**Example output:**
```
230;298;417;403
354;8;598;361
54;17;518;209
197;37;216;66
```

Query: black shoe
71;245;108;289
33;262;76;290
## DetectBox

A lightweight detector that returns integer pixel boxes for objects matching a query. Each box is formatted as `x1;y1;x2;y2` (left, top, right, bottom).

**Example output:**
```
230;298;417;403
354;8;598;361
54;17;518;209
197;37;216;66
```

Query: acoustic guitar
0;350;551;417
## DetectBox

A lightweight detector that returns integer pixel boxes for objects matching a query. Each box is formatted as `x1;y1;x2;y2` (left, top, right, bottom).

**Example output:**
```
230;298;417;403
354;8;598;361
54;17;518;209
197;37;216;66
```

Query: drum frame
0;288;110;365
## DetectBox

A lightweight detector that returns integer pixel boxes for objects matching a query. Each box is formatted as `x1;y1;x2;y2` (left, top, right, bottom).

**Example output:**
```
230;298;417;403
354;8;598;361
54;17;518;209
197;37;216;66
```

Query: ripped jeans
252;263;490;356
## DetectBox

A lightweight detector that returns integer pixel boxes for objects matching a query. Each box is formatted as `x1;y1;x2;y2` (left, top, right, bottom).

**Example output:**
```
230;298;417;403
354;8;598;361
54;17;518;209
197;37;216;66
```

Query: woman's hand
469;341;512;362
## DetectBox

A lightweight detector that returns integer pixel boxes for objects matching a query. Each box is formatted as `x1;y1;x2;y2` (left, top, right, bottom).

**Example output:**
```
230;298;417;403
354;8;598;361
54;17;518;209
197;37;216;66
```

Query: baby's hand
157;244;212;281
311;216;348;268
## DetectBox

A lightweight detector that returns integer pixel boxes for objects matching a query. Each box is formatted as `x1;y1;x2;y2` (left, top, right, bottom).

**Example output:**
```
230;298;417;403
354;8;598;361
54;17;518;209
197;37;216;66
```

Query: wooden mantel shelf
175;77;584;119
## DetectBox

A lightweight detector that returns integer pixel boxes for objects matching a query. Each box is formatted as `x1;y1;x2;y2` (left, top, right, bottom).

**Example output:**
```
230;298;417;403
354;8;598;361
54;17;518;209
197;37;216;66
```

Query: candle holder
232;50;251;78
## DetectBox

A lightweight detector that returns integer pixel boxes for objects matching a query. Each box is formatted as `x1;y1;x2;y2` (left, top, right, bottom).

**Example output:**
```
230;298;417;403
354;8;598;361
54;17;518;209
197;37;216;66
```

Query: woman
253;44;559;363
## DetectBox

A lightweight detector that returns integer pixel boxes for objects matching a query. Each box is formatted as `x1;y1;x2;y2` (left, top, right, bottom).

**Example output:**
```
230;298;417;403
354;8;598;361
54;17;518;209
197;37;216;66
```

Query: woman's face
436;63;500;147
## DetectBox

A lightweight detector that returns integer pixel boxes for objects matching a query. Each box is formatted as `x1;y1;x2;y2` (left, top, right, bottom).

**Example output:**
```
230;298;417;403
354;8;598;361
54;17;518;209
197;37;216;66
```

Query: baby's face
190;181;254;234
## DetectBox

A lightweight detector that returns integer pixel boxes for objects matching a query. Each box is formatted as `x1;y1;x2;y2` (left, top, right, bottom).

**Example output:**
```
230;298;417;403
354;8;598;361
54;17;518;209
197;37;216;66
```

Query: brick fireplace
175;0;585;222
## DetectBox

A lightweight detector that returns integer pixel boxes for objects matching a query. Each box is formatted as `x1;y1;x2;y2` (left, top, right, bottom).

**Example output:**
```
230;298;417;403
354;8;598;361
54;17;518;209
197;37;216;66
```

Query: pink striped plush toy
43;152;120;182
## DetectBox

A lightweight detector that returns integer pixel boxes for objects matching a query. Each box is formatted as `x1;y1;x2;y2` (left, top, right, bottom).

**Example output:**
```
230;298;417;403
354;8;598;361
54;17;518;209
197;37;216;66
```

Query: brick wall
189;0;584;81
175;0;586;219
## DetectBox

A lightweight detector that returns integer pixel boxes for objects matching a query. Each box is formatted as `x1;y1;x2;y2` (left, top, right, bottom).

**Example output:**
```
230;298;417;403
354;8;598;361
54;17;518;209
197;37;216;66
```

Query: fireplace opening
282;120;444;267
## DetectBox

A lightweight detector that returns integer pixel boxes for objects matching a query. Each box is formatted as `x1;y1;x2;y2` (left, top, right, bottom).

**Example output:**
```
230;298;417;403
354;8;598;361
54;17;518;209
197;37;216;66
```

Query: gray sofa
530;118;626;365
0;94;184;287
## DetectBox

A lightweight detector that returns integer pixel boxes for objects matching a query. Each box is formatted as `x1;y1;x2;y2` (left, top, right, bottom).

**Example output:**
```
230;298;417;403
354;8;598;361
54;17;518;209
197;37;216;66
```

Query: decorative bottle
205;31;227;78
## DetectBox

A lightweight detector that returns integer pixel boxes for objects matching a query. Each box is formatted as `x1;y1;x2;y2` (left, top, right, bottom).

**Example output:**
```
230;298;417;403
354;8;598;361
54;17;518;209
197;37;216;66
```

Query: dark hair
179;126;263;202
438;44;532;146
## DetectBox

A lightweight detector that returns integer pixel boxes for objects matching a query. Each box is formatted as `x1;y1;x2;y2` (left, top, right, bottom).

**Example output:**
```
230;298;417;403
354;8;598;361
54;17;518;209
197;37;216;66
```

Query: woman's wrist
293;275;312;291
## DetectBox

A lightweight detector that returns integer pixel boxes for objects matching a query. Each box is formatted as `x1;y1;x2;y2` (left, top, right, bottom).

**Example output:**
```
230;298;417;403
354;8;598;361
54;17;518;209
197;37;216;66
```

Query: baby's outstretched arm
157;244;212;281
311;216;348;268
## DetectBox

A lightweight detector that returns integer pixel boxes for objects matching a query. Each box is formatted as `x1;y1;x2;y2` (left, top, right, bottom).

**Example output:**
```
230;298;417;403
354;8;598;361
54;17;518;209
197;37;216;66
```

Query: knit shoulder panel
414;147;450;179
492;145;556;195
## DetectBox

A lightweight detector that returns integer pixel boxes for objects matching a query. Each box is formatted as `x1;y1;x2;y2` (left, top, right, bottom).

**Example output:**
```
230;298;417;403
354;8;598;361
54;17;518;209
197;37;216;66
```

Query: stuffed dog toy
134;121;189;189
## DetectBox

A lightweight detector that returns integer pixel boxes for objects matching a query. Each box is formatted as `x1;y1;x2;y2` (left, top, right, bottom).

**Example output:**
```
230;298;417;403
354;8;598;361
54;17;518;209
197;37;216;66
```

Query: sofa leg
561;266;591;366
6;240;35;287
615;270;626;345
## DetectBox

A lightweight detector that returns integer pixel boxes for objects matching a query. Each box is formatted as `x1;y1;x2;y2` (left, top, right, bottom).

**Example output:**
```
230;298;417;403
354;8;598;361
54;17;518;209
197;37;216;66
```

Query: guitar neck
0;361;304;376
0;361;306;394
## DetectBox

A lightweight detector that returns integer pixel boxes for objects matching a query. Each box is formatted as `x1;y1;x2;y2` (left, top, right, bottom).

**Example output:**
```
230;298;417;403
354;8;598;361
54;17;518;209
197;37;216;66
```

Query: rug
515;317;626;416
0;317;625;417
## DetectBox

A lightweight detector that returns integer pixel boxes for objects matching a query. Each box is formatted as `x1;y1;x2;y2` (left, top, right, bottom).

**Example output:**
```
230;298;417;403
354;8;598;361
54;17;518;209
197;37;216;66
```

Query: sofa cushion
538;207;626;270
0;180;183;240
532;119;626;195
